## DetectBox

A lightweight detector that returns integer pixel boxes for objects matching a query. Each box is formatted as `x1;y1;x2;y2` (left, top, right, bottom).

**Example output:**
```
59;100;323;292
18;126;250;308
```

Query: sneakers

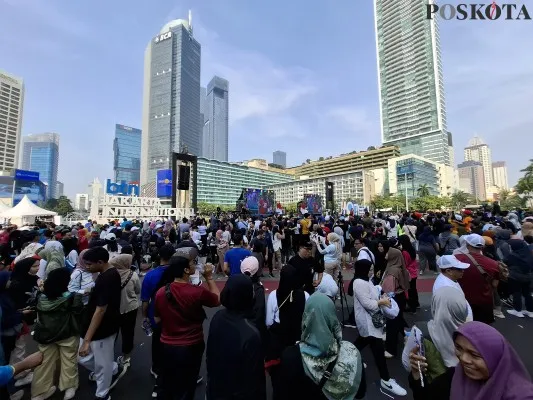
384;351;394;359
14;371;34;387
109;365;127;390
381;379;407;396
494;310;506;319
151;385;158;398
507;309;525;318
196;376;203;385
64;388;76;400
117;355;131;368
31;386;57;400
523;311;533;318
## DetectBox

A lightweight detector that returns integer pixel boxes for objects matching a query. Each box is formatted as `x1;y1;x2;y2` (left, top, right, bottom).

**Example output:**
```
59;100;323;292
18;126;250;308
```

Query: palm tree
417;184;430;197
520;159;533;178
451;191;469;210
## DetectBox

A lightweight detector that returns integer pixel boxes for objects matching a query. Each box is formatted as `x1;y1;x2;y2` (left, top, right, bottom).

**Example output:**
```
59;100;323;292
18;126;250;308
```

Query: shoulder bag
318;356;339;389
120;271;134;290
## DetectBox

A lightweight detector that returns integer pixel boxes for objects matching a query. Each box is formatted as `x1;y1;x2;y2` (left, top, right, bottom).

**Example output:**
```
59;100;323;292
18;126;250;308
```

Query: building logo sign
154;31;172;43
427;2;531;20
106;179;140;196
98;195;193;219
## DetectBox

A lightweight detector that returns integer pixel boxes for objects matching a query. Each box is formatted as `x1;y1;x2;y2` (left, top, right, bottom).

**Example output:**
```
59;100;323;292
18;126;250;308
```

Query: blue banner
156;169;172;198
14;169;39;182
396;165;414;175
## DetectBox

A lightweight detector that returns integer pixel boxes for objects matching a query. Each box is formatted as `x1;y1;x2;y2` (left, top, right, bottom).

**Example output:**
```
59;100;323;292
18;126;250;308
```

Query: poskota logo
426;2;531;20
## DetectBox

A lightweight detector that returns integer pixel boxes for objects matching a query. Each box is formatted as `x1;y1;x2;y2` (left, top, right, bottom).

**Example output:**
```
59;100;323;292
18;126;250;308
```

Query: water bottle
387;292;395;299
142;319;153;337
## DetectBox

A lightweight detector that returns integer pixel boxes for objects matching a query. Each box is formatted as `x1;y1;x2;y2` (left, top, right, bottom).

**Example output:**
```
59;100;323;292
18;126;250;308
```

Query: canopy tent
0;195;57;219
0;203;10;213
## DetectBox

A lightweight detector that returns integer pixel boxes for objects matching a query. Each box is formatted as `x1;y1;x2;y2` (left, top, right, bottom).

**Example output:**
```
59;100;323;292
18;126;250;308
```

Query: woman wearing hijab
279;292;366;400
352;259;407;396
77;229;89;253
371;240;389;284
61;237;78;271
109;254;140;368
314;233;342;284
0;270;23;368
103;233;121;260
409;321;533;400
240;256;267;350
504;239;533;318
206;274;266;400
381;247;410;358
398;235;420;312
215;230;228;275
67;249;96;305
37;244;65;280
265;264;309;399
418;226;438;274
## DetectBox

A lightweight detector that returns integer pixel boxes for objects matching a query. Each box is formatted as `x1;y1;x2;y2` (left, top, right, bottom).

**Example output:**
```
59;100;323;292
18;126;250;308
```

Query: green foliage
515;159;533;208
499;190;527;210
450;191;470;209
196;202;234;215
42;196;74;216
416;184;431;197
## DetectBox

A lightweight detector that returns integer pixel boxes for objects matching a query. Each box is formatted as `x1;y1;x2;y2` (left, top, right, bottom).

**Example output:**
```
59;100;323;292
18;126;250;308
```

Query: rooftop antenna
188;9;193;35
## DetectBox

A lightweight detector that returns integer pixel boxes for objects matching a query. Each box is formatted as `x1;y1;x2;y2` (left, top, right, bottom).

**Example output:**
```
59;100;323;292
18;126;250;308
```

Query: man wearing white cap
455;234;500;324
433;255;473;321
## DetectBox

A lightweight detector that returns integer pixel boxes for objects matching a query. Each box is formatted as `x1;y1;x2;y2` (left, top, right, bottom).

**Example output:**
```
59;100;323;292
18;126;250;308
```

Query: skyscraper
374;0;452;166
199;86;206;155
458;161;486;201
273;150;287;168
464;136;492;190
141;13;201;185
202;76;229;161
114;124;142;183
0;70;24;172
492;161;509;190
20;133;59;198
56;181;64;197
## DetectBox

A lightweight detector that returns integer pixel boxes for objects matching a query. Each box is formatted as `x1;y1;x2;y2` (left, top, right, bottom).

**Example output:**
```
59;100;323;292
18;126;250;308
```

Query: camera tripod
337;269;350;328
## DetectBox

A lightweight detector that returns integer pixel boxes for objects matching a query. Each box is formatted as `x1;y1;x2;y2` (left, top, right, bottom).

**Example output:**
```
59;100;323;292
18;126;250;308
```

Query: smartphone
414;329;425;357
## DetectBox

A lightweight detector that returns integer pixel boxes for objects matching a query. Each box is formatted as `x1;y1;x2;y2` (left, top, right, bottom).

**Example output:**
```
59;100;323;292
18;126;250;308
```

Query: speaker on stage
326;182;334;202
177;165;191;190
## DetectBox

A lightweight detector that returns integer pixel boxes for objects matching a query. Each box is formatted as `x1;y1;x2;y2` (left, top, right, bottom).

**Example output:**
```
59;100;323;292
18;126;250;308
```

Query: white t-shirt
433;274;473;321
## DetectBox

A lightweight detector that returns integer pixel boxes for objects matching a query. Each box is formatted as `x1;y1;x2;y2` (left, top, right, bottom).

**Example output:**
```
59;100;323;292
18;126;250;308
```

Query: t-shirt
141;265;169;327
456;253;499;306
81;267;121;341
154;282;219;346
300;219;311;235
224;247;252;275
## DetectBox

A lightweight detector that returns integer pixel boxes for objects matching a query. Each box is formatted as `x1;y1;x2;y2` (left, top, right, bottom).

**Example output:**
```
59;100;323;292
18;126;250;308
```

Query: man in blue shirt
140;244;175;397
224;234;252;276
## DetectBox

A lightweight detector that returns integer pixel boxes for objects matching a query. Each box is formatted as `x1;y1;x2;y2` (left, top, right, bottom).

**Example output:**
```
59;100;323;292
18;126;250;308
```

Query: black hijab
221;274;254;314
353;259;373;281
276;265;306;345
10;257;39;309
505;239;533;276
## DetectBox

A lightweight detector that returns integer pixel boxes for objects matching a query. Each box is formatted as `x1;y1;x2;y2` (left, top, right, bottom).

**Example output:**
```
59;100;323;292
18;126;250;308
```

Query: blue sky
1;0;531;198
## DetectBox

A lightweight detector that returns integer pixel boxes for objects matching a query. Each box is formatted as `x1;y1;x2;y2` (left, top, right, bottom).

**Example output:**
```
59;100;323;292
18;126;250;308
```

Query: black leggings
161;342;204;400
119;308;137;355
354;335;390;381
408;278;420;310
385;292;407;356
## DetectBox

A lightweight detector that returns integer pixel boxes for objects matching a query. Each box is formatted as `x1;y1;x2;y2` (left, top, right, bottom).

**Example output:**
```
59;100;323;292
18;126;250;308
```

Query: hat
325;215;331;221
131;226;139;231
463;210;472;216
482;236;494;246
240;256;259;276
465;234;485;248
455;214;463;222
155;224;163;229
105;232;116;241
437;255;470;270
174;246;198;261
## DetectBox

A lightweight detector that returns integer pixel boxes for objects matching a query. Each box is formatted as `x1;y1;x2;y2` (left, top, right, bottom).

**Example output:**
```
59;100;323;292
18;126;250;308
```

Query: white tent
0;195;57;219
0;203;10;213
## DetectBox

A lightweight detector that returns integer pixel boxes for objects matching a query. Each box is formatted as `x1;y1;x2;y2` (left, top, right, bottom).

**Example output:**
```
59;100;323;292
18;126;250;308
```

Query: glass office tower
141;16;201;185
202;76;229;162
374;0;452;166
21;133;59;198
114;124;141;182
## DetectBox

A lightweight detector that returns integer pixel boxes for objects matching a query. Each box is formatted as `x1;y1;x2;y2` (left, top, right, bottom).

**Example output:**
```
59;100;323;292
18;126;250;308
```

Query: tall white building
75;193;89;211
492;161;509;190
374;0;452;166
464;136;492;190
0;70;24;172
202;76;229;161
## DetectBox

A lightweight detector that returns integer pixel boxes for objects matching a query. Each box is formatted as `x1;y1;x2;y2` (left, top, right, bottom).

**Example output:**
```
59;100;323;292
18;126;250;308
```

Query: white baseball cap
465;234;485;248
437;255;470;270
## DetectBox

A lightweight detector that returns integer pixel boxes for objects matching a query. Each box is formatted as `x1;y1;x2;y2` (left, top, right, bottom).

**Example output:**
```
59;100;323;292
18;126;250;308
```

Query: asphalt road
17;275;533;400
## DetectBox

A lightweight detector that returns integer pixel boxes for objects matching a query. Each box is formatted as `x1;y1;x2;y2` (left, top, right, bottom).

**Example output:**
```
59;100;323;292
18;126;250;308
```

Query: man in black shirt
78;247;126;400
287;241;319;295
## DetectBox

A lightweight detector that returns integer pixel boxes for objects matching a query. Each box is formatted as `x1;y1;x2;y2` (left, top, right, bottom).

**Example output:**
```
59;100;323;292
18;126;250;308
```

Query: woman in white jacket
352;259;407;397
67;249;96;305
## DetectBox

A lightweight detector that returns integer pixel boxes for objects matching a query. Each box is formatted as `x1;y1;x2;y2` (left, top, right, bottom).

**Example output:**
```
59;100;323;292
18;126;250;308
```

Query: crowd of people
0;204;532;399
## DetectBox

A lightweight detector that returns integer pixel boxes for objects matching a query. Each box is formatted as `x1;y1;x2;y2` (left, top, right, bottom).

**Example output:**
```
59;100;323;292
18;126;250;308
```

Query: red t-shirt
456;253;499;306
155;282;220;346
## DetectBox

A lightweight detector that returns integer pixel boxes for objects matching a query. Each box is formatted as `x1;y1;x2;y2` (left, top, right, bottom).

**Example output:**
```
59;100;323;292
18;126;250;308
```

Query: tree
370;195;393;211
417;184;431;197
306;159;311;164
516;159;533;208
367;146;376;151
318;157;324;161
54;196;74;216
451;191;469;210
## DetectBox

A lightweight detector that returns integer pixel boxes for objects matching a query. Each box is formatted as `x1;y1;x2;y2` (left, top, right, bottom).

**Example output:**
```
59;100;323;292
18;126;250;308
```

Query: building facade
75;193;89;211
464;136;492;190
0;70;24;172
374;0;452;166
458;161;486;201
114;124;142;183
287;146;400;178
492;161;508;190
196;158;294;205
20;133;59;198
141;16;201;185
266;171;375;210
56;181;64;197
273;150;287;168
202;76;229;161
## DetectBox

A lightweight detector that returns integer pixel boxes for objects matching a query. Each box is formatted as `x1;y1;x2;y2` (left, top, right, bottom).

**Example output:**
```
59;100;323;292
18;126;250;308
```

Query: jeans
161;342;204;400
354;336;390;381
385;292;407;356
510;279;533;312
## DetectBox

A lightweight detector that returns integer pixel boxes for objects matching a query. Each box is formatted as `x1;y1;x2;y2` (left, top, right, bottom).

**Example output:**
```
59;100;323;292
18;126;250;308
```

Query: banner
156;169;172;198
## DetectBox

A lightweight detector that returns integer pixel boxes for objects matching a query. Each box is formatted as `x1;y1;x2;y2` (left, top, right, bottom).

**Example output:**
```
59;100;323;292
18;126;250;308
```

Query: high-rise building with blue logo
114;124;142;183
141;12;201;185
202;76;229;162
20;133;59;198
